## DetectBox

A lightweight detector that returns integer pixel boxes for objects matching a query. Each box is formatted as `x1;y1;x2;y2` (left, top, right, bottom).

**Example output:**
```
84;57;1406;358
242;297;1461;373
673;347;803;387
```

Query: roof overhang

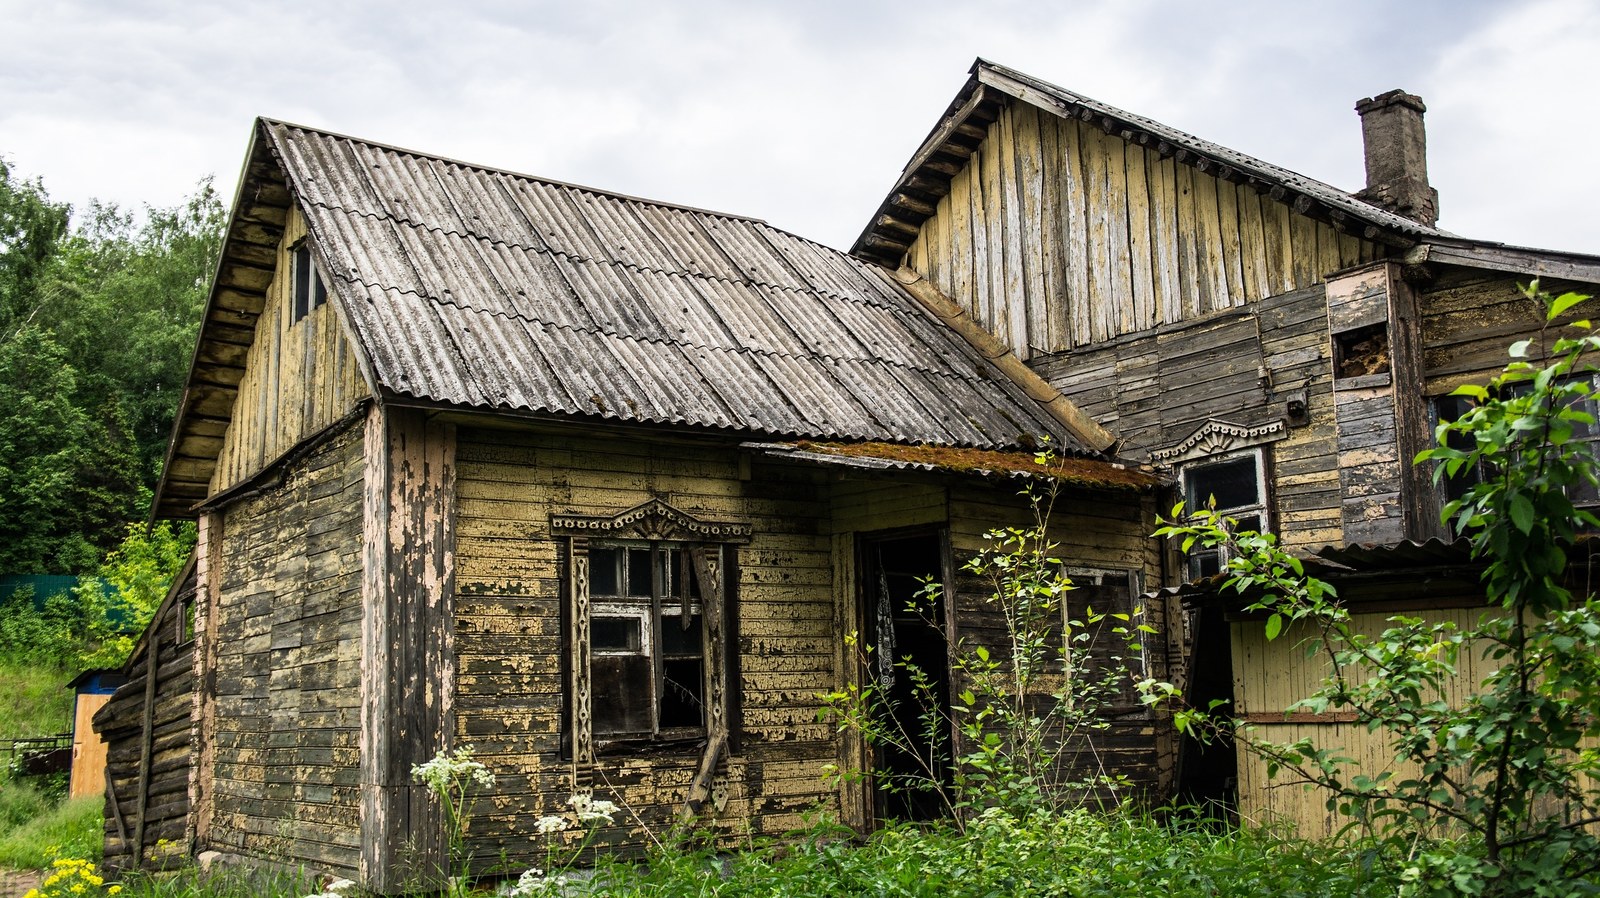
1405;241;1600;286
151;121;297;519
745;440;1162;491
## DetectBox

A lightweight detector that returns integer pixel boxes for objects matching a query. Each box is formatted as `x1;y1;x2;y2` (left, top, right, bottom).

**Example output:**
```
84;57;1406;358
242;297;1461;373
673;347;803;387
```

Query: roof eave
151;120;292;520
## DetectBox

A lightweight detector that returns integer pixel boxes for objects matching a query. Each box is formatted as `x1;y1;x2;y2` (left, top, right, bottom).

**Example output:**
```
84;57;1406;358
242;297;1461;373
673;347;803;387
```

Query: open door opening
860;530;951;822
1174;605;1238;821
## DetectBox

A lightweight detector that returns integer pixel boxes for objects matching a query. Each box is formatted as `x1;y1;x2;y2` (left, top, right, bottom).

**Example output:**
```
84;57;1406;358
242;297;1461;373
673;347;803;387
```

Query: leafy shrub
0;521;193;671
21;857;121;898
823;470;1166;820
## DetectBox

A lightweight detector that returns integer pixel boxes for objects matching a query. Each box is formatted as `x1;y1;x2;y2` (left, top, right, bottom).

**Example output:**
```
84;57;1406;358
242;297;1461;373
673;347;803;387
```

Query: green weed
0;795;102;869
0;661;74;740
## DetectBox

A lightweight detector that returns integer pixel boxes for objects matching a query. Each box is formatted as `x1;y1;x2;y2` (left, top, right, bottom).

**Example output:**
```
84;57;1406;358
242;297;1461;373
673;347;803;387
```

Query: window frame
1179;447;1270;580
290;239;328;325
1431;374;1600;510
585;542;709;742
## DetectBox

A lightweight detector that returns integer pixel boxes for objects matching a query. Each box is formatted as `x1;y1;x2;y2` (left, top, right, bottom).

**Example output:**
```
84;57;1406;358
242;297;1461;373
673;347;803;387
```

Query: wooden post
359;405;458;894
132;610;161;866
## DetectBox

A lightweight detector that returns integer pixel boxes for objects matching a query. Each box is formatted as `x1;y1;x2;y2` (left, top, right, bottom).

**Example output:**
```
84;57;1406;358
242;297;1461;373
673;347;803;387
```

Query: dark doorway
860;530;951;821
1174;605;1238;820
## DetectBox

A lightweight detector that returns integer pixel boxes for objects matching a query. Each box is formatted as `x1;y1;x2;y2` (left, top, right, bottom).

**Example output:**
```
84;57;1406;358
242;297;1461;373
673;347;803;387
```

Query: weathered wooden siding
1035;285;1343;552
946;481;1174;798
904;101;1379;359
451;427;839;867
1232;604;1500;839
205;419;366;873
96;562;197;873
360;407;456;893
1420;273;1592;395
210;207;370;494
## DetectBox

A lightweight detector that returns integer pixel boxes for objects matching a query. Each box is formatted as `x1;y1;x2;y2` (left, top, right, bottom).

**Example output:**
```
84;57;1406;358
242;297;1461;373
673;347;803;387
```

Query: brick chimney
1353;90;1439;227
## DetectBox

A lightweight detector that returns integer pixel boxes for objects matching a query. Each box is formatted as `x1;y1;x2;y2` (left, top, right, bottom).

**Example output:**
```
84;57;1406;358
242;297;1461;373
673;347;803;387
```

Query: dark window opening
291;242;328;324
1433;379;1600;510
177;595;196;647
1182;452;1268;580
587;544;712;744
1334;323;1391;379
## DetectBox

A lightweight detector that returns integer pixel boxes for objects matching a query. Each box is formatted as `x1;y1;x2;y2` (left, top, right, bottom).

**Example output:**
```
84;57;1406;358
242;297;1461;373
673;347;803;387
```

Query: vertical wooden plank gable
211;206;373;497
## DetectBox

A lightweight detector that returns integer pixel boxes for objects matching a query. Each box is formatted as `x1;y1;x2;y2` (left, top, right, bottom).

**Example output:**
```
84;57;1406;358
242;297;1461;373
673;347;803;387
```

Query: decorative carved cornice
1150;420;1287;465
552;498;752;543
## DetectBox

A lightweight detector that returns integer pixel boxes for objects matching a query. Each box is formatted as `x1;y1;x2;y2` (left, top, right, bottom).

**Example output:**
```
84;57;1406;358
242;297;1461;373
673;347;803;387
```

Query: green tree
0;156;70;343
48;184;225;482
0;155;223;572
0;327;131;573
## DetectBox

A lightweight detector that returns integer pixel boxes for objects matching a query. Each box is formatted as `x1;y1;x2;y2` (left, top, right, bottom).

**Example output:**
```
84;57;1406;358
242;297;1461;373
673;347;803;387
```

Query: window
1433;376;1600;509
555;499;747;766
177;593;196;646
587;543;707;739
291;241;328;324
1180;450;1268;579
1062;569;1146;705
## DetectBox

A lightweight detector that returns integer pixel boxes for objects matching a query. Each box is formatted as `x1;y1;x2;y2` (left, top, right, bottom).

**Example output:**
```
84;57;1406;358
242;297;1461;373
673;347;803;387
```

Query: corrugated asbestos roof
153;120;1099;517
263;119;1075;450
853;59;1448;266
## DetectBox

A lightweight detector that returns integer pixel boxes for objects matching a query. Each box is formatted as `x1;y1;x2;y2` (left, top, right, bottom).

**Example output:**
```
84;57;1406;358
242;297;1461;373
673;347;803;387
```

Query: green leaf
1509;493;1535;534
1549;291;1589;319
1265;613;1283;641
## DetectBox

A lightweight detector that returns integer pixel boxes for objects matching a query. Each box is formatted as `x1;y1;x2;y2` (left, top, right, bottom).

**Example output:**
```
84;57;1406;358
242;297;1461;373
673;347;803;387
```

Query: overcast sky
4;0;1597;254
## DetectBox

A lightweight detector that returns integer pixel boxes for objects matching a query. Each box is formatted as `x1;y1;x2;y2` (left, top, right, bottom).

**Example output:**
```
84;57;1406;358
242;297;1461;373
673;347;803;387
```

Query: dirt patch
0;868;42;898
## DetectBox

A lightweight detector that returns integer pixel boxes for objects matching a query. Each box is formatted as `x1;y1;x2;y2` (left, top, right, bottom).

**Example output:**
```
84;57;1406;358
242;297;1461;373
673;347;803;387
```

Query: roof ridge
262;117;769;225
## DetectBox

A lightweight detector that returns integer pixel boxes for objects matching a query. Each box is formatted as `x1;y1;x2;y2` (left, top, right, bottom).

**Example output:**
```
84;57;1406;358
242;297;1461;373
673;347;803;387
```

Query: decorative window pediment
1150;419;1286;466
552;498;752;543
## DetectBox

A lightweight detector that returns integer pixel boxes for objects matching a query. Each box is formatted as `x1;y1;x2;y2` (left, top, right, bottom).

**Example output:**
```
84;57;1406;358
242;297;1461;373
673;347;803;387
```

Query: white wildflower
534;814;570;834
501;867;568;897
566;792;618;825
411;746;495;794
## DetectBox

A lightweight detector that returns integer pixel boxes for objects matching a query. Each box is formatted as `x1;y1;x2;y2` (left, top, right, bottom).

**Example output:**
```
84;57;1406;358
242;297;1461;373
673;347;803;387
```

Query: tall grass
580;809;1399;898
0;794;102;869
0;660;74;739
110;865;319;898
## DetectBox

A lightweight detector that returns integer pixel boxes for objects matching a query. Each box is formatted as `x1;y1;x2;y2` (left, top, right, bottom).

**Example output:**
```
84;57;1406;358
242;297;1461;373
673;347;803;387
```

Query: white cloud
2;0;1594;254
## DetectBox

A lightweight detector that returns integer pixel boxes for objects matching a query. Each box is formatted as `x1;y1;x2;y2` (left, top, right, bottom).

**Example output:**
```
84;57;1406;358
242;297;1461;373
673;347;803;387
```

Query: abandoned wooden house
100;114;1176;891
101;56;1600;881
851;59;1600;830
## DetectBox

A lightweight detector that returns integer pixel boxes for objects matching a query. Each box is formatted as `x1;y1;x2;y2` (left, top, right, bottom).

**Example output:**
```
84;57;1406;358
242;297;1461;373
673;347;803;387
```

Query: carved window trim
1150;419;1286;467
556;500;741;767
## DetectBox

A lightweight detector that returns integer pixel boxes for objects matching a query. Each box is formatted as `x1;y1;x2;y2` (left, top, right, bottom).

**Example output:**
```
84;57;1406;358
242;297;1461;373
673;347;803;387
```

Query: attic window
291;241;328;324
